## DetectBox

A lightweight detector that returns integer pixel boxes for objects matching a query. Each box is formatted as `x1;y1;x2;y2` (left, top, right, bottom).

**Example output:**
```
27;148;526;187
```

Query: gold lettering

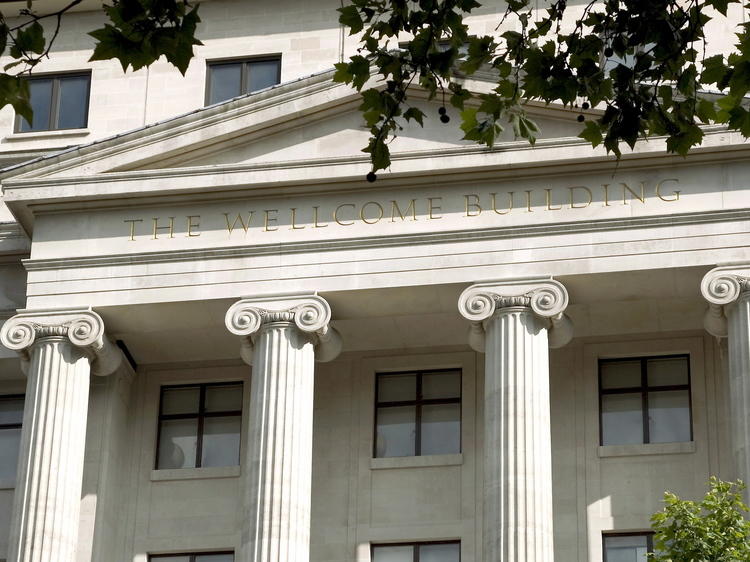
656;178;680;202
124;219;142;241
264;209;279;232
360;201;384;225
569;186;593;209
289;208;306;230
186;215;201;237
621;181;645;205
427;197;442;219
464;194;482;217
602;184;611;206
524;190;534;212
545;189;562;211
313;206;328;228
152;217;175;240
490;192;513;215
224;212;252;235
334;204;355;226
390;199;417;222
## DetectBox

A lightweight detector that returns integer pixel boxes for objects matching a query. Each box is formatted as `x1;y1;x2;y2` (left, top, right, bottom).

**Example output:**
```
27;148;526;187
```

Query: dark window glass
603;533;653;562
149;552;234;562
17;73;90;132
0;395;24;483
372;542;460;562
599;355;692;446
374;370;461;458
156;383;242;469
206;57;281;105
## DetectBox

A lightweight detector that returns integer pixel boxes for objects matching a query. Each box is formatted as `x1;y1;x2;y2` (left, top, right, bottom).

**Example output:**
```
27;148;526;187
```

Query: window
603;533;653;562
0;394;24;483
156;382;242;470
372;541;460;562
374;369;461;458
205;57;281;105
15;73;91;132
599;355;692;446
150;552;233;562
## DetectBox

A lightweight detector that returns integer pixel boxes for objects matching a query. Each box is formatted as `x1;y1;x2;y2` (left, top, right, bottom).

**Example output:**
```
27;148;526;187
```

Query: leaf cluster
649;477;750;561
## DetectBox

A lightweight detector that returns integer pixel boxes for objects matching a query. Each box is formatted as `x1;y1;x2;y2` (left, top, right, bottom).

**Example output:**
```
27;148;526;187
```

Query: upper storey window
0;394;24;484
205;57;281;105
16;72;91;132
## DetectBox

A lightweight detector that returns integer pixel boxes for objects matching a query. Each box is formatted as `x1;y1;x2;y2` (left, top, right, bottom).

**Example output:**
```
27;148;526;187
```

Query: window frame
0;394;24;432
204;55;282;106
155;381;243;470
371;540;461;561
373;368;462;458
602;531;654;562
148;551;234;562
598;353;693;446
14;71;91;133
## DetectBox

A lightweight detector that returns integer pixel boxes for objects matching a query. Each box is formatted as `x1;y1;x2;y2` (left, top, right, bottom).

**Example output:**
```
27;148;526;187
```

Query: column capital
0;307;122;376
700;265;750;338
225;293;342;365
458;277;573;351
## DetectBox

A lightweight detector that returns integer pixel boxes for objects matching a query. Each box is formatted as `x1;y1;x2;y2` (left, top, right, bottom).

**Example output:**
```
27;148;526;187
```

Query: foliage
334;0;750;175
649;477;750;561
0;0;200;127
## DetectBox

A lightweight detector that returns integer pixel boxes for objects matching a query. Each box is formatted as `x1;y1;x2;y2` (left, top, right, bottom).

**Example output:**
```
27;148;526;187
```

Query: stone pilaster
459;278;572;562
701;265;750;486
225;294;341;562
0;308;122;562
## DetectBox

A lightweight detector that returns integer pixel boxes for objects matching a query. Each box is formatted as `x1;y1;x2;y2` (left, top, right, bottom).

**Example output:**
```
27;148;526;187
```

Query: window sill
5;128;90;141
370;453;463;470
150;465;241;482
0;478;16;490
598;441;696;458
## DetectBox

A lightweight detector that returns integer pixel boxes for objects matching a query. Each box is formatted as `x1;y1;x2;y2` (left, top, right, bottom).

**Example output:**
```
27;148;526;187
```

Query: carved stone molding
225;293;342;365
458;278;573;352
0;308;122;376
700;265;750;338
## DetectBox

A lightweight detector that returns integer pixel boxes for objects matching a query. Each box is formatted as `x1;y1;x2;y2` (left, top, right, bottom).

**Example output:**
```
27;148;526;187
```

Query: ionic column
225;294;341;562
701;265;750;486
0;308;122;562
459;279;572;562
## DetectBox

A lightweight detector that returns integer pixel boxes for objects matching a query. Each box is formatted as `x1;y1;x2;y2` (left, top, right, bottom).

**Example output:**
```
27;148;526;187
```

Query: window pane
601;393;643;445
0;398;24;425
196;554;234;562
377;374;416;402
648;390;691;443
375;406;416;457
57;75;88;129
422;372;461;399
201;416;241;467
20;78;53;132
208;63;242;104
157;418;198;469
421;403;460;455
604;535;649;562
647;357;689;387
161;387;200;415
151;557;190;562
0;427;21;482
205;384;243;412
601;361;641;389
372;545;413;562
419;543;461;562
247;60;279;92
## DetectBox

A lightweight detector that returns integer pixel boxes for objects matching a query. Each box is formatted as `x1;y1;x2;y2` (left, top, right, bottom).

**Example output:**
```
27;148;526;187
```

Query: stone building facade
0;1;749;561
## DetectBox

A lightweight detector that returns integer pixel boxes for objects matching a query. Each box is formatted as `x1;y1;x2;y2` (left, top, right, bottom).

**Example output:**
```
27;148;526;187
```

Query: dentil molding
701;264;750;338
225;293;342;365
458;278;573;352
0;307;123;376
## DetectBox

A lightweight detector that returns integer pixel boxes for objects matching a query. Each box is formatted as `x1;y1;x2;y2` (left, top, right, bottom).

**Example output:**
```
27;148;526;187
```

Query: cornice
21;207;750;272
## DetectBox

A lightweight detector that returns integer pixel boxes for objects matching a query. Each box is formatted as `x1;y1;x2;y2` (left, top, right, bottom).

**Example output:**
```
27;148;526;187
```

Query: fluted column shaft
727;291;750;483
245;320;315;562
9;337;91;562
484;306;554;562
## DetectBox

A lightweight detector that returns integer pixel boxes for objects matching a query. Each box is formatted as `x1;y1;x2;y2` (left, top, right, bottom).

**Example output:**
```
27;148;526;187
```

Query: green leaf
403;106;425;126
579;120;603;148
338;5;364;35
